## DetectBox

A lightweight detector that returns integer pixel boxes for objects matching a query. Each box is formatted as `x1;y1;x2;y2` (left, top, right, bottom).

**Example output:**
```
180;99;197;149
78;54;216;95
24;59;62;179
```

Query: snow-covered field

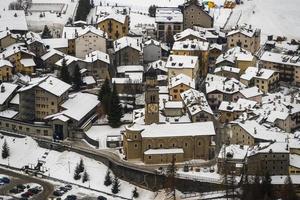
0;135;155;200
234;0;300;41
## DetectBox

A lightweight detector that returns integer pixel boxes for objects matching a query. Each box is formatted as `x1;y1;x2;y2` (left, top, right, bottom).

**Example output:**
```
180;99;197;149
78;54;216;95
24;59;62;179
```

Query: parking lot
0;168;54;199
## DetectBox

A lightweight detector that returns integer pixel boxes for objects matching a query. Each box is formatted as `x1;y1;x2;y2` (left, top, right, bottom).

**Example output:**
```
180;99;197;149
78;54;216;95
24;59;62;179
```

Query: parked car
53;190;64;196
65;195;77;200
0;177;10;184
9;188;19;194
21;192;30;198
65;184;72;190
28;187;41;194
60;186;69;192
17;184;26;190
97;196;107;200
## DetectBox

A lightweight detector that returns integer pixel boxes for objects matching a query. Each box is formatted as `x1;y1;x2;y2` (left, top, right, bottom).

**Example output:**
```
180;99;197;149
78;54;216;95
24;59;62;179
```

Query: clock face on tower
148;104;158;113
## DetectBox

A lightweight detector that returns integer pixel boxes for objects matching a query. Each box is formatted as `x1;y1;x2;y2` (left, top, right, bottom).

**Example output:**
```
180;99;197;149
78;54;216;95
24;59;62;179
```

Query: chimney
254;128;257;134
64;32;66;38
0;85;5;93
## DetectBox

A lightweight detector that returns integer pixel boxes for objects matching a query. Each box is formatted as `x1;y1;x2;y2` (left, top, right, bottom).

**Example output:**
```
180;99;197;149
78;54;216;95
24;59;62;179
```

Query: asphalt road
0;167;54;200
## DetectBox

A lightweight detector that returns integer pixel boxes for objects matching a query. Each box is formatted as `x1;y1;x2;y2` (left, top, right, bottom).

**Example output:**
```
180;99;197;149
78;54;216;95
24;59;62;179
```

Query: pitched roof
0;83;18;105
155;7;183;23
113;36;142;52
166;55;198;69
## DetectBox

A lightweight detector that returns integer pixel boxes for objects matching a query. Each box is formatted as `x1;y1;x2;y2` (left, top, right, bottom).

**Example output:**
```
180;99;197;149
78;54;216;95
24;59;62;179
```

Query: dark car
21;192;30;198
60;186;69;192
0;177;10;184
19;198;28;200
17;184;26;190
97;196;107;200
28;188;41;194
65;184;72;190
53;190;64;196
9;188;19;194
65;195;77;200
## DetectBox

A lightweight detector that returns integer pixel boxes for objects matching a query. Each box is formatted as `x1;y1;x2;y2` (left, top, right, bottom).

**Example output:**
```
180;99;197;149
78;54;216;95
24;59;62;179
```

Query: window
160;144;163;148
185;143;188;147
173;89;178;93
198;142;201;146
134;144;138;148
148;156;152;159
148;144;151;149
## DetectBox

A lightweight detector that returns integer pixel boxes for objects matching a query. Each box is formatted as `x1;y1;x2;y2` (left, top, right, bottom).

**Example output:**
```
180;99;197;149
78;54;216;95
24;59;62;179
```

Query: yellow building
19;76;71;121
0;60;13;81
166;55;199;82
123;122;216;164
172;40;210;76
227;24;261;54
216;47;255;73
97;14;129;41
169;73;195;101
240;66;279;93
0;30;19;49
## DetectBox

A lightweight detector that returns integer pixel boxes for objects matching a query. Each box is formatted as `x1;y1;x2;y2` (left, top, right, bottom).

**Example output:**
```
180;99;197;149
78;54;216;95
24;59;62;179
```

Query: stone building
0;60;13;81
182;0;213;29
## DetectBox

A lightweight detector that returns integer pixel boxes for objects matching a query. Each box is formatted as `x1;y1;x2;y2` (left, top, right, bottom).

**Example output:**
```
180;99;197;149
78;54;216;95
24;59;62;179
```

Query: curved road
0;167;54;199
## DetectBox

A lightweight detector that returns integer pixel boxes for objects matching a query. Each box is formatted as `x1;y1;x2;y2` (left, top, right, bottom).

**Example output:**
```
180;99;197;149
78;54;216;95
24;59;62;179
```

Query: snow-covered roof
209;43;223;51
174;28;207;41
0;59;13;68
41;49;65;61
205;74;246;94
0;30;20;40
260;51;300;67
169;73;195;89
0;11;28;31
9;93;19;105
227;24;259;38
25;31;43;45
214;66;240;74
78;25;107;38
0;83;18;105
97;13;127;24
253;92;300;124
117;65;144;73
180;88;213;116
216;46;253;65
144;39;161;47
172;40;209;51
0;109;18;119
231;120;289;142
147;60;167;73
248;142;289;157
62;26;82;39
164;101;183;109
83;76;96;85
84;50;110;64
240;66;277;81
218;144;249;160
53;92;99;122
113;36;142;52
166;55;198;69
55;55;82;67
20;58;36;67
126;121;215;138
144;148;184;155
290;154;300;169
18;76;71;97
0;43;35;59
155;7;183;23
239;86;263;99
218;98;257;113
43;38;69;49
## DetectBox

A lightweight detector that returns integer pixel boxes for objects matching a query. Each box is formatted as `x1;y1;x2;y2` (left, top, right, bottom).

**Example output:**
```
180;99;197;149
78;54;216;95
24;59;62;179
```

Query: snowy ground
0;135;155;200
234;0;300;41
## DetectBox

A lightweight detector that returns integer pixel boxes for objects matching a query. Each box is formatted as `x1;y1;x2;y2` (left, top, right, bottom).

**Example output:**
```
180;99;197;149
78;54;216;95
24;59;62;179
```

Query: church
122;76;216;164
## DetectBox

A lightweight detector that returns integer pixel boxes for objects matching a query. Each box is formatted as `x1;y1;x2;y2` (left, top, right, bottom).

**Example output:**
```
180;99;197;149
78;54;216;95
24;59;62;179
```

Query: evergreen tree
165;156;176;200
90;0;95;8
132;187;139;198
78;158;85;173
262;171;273;199
74;164;81;180
108;83;123;128
82;171;89;183
104;170;112;186
73;64;82;90
60;58;71;84
148;5;156;17
111;177;120;194
2;139;10;159
75;0;92;21
98;78;111;114
41;25;52;39
282;176;297;200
